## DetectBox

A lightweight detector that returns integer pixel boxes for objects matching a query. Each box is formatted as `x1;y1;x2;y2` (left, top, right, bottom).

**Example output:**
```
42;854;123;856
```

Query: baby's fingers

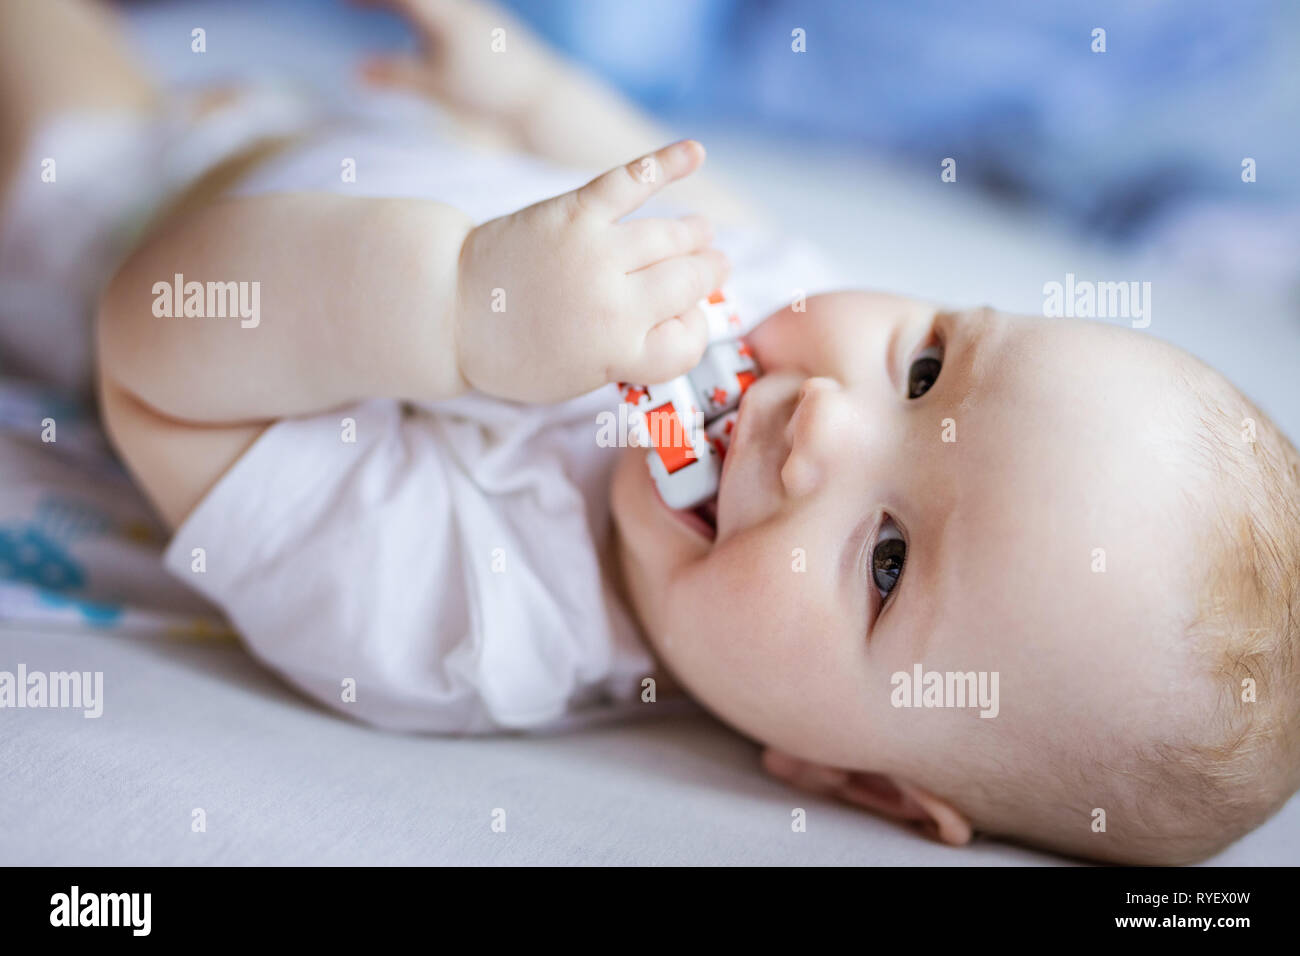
620;215;713;270
629;248;730;320
574;140;706;221
609;306;709;386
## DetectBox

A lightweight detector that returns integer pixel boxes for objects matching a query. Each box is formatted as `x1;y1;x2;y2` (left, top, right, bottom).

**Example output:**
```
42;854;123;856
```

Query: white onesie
147;92;841;734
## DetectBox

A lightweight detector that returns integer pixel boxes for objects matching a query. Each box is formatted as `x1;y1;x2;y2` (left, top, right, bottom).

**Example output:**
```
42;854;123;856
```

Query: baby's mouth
694;499;719;537
666;496;715;542
647;465;717;542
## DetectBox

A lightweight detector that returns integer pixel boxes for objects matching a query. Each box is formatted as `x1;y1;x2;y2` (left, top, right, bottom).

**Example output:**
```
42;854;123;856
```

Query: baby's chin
608;445;715;643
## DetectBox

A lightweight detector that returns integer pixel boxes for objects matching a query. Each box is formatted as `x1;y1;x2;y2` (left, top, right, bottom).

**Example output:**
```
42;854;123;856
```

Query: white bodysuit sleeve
162;399;512;734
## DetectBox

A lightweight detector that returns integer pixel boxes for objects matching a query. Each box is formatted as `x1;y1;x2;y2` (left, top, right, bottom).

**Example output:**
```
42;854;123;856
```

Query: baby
18;0;1298;864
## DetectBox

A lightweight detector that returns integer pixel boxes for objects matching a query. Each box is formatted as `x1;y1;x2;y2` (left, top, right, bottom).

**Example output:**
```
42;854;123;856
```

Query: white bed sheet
4;618;1297;866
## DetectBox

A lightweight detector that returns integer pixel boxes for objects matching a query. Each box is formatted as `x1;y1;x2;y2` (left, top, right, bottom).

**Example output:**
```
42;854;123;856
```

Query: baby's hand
454;140;729;403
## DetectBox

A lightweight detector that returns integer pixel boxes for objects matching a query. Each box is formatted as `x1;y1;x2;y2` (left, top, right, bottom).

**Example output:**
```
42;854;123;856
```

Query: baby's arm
97;193;473;529
98;140;727;526
99;193;472;424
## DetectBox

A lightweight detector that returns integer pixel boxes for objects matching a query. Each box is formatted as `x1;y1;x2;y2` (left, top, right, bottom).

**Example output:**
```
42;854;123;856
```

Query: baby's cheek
672;548;818;685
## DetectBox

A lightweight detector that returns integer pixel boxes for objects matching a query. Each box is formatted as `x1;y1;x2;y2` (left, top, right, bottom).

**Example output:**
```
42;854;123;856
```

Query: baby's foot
356;0;566;132
355;0;755;224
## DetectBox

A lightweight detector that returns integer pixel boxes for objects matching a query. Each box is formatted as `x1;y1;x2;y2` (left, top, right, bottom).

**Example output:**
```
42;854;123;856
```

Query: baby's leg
0;0;157;209
367;0;756;224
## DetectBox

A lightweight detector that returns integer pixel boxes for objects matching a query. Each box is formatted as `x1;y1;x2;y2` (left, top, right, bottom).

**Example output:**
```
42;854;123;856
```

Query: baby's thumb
623;305;709;386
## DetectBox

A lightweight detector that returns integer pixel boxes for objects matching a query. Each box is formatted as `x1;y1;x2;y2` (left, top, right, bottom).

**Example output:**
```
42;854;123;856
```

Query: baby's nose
780;377;855;497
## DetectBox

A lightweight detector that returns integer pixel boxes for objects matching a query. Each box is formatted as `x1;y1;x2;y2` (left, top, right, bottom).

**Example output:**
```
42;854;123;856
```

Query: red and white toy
617;290;761;518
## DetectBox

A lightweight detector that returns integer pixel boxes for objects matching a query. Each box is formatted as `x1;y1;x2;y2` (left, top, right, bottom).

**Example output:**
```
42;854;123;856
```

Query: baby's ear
760;748;972;847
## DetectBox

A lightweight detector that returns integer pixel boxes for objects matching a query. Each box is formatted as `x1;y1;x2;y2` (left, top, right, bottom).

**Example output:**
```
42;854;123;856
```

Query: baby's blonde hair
949;360;1300;864
1144;371;1300;862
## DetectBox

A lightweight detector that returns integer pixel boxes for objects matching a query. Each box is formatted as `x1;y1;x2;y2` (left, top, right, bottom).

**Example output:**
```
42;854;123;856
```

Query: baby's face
612;291;1207;789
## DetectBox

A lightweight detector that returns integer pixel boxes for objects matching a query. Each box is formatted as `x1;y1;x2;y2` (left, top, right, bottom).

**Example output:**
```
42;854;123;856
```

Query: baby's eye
907;345;943;399
871;518;907;600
